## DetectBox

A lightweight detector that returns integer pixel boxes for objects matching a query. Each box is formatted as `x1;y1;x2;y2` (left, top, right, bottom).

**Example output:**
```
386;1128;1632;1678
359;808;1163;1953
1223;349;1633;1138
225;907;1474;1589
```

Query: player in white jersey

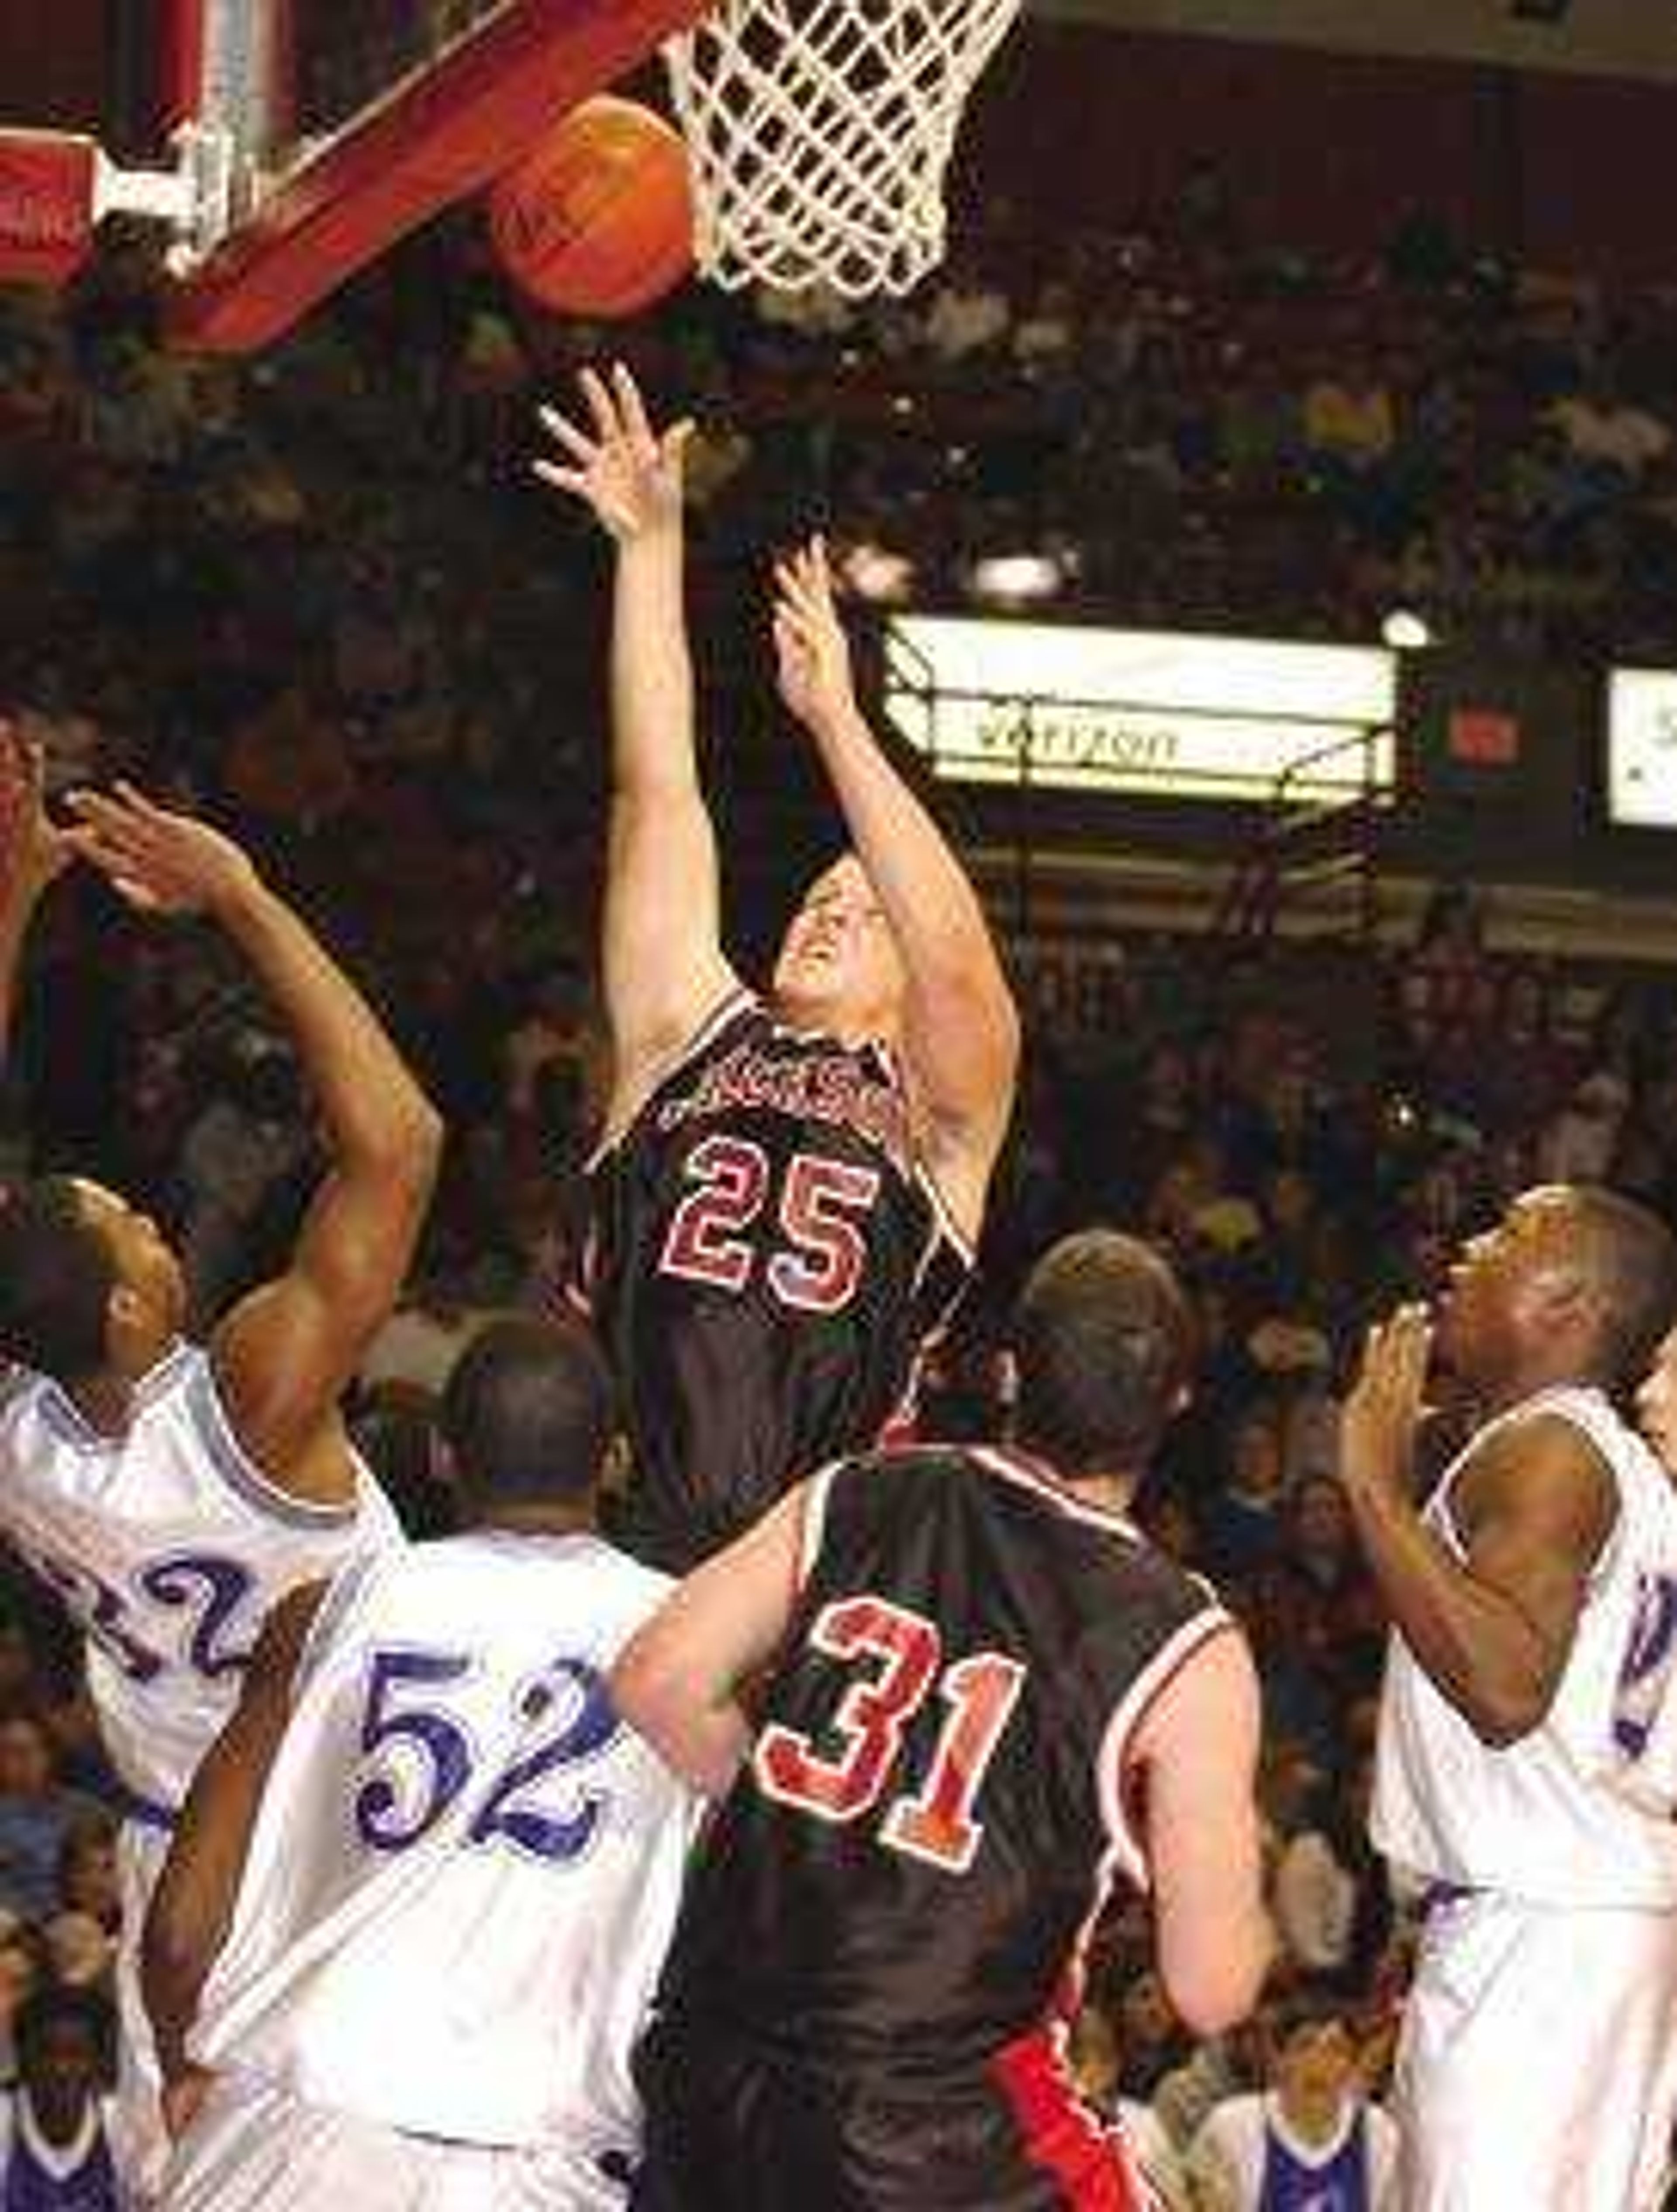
0;743;438;2193
142;1316;697;2211
1342;1183;1677;2210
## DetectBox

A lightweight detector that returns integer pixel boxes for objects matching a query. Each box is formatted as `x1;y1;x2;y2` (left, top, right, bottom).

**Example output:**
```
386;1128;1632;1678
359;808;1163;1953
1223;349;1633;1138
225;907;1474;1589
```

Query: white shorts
112;1820;172;2208
1395;1890;1677;2210
161;2075;631;2212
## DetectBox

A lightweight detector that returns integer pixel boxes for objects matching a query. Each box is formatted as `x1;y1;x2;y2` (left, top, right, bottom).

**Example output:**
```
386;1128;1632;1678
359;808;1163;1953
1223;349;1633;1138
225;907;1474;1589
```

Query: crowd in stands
5;148;1677;2202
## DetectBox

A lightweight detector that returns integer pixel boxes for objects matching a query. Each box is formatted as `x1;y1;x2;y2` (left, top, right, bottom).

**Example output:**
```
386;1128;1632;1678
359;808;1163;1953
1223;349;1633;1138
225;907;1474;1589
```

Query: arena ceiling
1032;0;1677;83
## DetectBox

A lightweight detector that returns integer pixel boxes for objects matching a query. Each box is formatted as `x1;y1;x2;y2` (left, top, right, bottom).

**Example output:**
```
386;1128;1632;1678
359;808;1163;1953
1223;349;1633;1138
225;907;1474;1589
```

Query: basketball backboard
0;0;689;351
156;0;711;349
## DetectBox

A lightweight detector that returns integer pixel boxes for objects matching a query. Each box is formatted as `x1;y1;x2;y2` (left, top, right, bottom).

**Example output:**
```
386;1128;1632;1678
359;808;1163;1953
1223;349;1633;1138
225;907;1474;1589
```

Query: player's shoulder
394;1527;671;1618
818;1442;1201;1582
595;986;763;1158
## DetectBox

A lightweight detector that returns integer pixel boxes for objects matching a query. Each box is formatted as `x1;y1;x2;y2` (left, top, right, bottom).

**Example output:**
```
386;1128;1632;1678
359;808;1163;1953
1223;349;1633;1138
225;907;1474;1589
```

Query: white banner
1607;668;1677;829
884;615;1396;802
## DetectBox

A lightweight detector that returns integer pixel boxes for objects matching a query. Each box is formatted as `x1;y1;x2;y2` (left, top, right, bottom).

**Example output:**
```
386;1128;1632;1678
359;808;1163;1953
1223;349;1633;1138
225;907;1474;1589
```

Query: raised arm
67;788;441;1503
1341;1306;1615;1745
772;539;1018;1242
610;1482;807;1795
535;364;737;1134
1129;1624;1271;2036
0;727;74;1063
142;1582;324;2130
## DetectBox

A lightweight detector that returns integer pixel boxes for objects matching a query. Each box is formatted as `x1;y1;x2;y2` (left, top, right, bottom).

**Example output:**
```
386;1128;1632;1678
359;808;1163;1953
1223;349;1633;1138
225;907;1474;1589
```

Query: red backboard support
162;0;708;353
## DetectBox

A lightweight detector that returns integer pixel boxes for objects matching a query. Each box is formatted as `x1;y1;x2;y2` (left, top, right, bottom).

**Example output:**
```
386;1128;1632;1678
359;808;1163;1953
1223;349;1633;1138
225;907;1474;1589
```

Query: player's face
70;1179;188;1352
772;857;905;1036
1636;1326;1677;1476
24;2016;100;2110
1434;1186;1570;1381
1273;2018;1358;2109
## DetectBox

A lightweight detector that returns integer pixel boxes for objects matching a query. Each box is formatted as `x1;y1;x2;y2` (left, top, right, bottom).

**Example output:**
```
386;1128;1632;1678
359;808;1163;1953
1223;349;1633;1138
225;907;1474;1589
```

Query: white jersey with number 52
190;1528;698;2161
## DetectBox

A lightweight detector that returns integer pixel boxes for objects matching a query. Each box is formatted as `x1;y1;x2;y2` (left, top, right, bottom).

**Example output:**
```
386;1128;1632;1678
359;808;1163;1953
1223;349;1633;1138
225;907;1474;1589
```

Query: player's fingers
1397;1314;1434;1394
536;406;599;466
113;780;174;826
64;790;140;837
58;825;133;876
612;361;657;450
532;460;592;499
1359;1317;1390;1390
773;600;817;651
774;557;822;623
578;366;622;446
109;876;164;912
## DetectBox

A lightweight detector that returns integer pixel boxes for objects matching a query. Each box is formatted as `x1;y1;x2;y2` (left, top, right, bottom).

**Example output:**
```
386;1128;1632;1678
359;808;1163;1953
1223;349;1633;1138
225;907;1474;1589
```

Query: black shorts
631;2018;1142;2212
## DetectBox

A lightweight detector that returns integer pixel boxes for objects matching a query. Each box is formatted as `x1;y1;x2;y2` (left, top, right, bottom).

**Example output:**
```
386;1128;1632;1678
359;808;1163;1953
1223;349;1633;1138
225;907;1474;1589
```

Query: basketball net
664;0;1022;297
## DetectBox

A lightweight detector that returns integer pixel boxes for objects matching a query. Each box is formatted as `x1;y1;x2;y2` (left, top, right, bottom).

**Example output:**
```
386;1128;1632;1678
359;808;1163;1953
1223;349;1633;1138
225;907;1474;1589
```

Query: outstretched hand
1342;1302;1434;1507
773;536;859;738
63;785;260;918
0;722;74;907
534;362;692;543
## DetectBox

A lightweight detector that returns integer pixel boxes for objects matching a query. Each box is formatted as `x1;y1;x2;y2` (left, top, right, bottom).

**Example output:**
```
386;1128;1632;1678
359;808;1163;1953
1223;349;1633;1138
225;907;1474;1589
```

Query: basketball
488;96;694;320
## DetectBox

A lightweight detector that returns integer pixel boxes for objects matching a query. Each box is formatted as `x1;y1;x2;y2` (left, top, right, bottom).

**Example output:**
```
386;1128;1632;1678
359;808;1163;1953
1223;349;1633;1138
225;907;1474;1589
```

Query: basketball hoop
664;0;1023;298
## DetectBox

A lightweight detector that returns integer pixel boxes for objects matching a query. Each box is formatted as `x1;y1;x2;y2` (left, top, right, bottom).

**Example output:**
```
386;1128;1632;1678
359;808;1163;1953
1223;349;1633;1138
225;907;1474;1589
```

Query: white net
664;0;1023;298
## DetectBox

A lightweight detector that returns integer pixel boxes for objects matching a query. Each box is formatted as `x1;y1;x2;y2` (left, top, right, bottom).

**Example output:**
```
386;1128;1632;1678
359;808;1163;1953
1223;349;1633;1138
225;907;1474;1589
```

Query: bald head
1557;1185;1677;1394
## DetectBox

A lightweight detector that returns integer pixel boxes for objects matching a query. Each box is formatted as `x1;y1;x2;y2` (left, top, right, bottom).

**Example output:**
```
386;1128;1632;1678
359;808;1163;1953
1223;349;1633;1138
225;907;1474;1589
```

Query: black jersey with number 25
580;994;973;1573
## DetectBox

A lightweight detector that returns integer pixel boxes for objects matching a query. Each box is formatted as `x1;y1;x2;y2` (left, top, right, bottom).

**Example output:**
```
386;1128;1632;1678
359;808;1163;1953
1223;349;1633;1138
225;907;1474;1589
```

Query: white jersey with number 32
0;1342;400;1814
190;1529;697;2163
1375;1384;1677;1908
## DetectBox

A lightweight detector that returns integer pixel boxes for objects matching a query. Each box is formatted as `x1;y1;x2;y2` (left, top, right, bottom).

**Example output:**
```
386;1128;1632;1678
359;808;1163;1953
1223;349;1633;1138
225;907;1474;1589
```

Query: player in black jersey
614;1230;1272;2211
535;366;1018;1571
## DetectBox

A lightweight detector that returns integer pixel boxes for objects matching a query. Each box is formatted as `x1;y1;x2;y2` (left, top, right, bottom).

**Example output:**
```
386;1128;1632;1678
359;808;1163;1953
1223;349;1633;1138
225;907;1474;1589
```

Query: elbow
610;1641;681;1758
140;1908;205;2046
1161;1920;1273;2040
611;1642;727;1797
407;1098;446;1179
365;1094;445;1192
1460;1652;1555;1748
1467;1682;1548;1748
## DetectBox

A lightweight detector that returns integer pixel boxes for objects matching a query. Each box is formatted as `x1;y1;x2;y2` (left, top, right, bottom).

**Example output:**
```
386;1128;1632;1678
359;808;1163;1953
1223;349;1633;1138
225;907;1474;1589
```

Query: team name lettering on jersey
657;1042;913;1177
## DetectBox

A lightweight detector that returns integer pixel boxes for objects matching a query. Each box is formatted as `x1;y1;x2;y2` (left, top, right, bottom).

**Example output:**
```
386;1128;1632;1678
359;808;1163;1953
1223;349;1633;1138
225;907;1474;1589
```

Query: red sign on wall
1448;708;1522;766
0;132;95;288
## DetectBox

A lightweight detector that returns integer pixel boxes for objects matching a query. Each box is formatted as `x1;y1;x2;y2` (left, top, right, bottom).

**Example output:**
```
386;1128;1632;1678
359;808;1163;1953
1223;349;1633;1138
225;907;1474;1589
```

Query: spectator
0;1721;104;1927
0;1987;120;2206
1069;2001;1193;2211
1196;1403;1288;1586
1188;1994;1399;2210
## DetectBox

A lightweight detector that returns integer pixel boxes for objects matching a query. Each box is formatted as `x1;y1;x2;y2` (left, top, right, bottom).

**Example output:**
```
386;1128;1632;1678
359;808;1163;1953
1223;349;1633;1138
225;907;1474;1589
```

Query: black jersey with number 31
654;1443;1229;2094
579;993;972;1573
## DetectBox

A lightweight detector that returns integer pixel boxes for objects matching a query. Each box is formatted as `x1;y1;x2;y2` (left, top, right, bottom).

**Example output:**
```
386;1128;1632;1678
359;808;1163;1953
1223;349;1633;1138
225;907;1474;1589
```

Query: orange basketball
488;96;694;320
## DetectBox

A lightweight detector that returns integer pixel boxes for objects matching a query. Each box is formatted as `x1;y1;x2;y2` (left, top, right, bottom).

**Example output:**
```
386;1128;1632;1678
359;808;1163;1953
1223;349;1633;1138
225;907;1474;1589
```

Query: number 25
660;1137;880;1314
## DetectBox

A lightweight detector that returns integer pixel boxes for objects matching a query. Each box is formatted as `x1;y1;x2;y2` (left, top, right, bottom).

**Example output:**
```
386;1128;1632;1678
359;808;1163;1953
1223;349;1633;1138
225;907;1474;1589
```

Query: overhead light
841;541;916;605
1381;608;1432;650
969;551;1067;608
